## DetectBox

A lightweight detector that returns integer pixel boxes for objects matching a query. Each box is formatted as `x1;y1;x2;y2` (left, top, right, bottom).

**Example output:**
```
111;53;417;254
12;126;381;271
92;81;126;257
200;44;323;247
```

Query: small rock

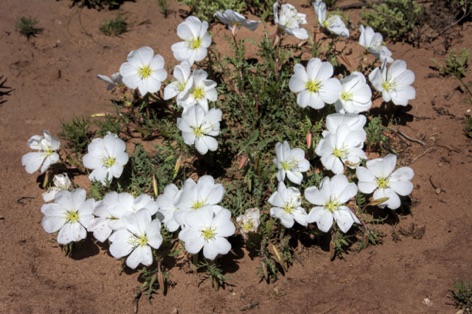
422;298;433;306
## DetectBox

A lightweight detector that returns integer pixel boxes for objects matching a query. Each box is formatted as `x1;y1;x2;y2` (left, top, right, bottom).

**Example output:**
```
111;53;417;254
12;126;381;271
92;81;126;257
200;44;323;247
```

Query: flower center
177;81;186;92
138;65;152;79
137;234;148;247
65;210;79;223
340;91;353;102
382;80;396;92
306;80;321;93
281;160;296;171
283;204;294;214
190;37;202;50
193;126;204;138
192;199;206;210
192;87;205;100
333;147;347;158
376;177;390;189
201;227;216;241
325;199;339;213
102;156;116;168
242;221;255;232
44;147;53;156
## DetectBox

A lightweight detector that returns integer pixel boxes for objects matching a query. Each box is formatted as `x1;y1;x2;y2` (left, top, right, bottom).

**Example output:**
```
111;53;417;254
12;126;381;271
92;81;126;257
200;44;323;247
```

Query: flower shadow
369;102;414;126
69;236;101;260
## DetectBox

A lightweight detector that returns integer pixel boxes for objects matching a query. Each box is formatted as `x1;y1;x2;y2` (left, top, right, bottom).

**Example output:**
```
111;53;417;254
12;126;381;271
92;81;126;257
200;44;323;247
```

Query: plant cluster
361;0;424;43
15;16;42;39
449;279;472;313
70;0;125;10
22;1;417;299
100;15;128;36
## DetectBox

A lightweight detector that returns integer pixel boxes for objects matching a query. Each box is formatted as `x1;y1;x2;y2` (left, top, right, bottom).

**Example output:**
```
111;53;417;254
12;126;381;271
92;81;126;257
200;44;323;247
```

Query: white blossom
313;0;349;38
214;9;259;35
22;130;60;174
268;182;308;228
156;184;182;232
171;16;211;64
236;208;260;239
359;25;393;63
273;2;309;40
96;72;123;90
335;72;372;114
42;173;72;202
179;69;217;112
163;61;193;104
273;141;310;185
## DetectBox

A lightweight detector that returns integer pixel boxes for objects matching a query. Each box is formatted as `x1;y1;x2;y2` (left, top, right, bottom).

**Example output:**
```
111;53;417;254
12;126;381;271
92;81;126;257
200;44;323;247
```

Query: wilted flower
305;174;360;233
268;182;308;228
356;154;414;209
22;130;60;174
177;105;222;155
41;188;95;244
42;173;72;202
236;208;260;239
335;71;372;114
96;72;123;90
359;25;393;63
109;209;163;269
313;0;349;38
119;46;167;96
163;61;193;104
179;69;217;112
289;58;342;109
214;9;259;35
178;207;235;260
82;133;129;185
369;59;416;106
171;16;211;64
273;141;310;185
273;2;309;40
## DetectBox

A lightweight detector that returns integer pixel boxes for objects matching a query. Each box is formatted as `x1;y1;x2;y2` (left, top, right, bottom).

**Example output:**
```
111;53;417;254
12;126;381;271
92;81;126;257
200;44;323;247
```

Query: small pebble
422;298;433;306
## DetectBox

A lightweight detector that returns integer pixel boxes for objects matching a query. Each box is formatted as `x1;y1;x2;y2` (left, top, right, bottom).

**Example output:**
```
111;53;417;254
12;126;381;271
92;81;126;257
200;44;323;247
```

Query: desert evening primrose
22;130;61;174
178;207;235;260
179;69;217;112
268;182;308;228
323;113;367;138
173;175;226;226
41;188;95;244
356;154;414;210
359;25;393;63
119;46;167;96
273;2;309;40
313;0;349;38
42;173;72;202
273;141;310;185
156;183;182;232
335;71;372;114
305;174;360;233
171;16;211;64
316;124;367;174
163;61;193;104
82;133;129;186
108;209;163;269
289;58;342;109
96;72;123;91
177;105;222;155
369;59;416;106
214;9;259;36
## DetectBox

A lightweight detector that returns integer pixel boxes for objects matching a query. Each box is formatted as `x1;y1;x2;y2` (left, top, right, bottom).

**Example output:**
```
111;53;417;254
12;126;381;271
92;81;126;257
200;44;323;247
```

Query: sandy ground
1;0;471;313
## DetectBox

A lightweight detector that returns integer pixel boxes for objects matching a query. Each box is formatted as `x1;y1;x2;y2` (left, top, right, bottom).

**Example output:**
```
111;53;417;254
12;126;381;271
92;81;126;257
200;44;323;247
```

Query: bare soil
1;0;471;313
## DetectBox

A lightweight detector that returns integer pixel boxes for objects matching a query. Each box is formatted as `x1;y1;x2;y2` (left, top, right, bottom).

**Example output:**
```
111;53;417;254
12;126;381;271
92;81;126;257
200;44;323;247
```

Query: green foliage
364;116;392;154
15;16;42;39
432;48;470;78
59;117;92;157
70;0;124;10
449;279;472;313
100;15;128;36
361;0;424;42
465;116;472;138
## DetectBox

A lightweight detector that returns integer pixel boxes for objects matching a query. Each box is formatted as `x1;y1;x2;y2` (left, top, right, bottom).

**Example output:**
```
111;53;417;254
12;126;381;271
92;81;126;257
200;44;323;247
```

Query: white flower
171;16;212;64
22;130;61;174
273;2;309;40
178;207;235;260
109;209;163;269
82;133;129;185
236;208;260;239
177;105;221;155
156;184;182;232
96;72;123;91
119;46;167;96
369;59;416;106
359;25;393;63
42;173;72;202
179;69;218;112
305;174;359;233
173;175;226;226
356;154;414;210
268;182;308;228
335;72;372;114
315;124;367;174
41;188;95;244
289;58;342;109
313;0;349;38
214;9;259;35
273;141;310;185
323;113;367;138
163;61;193;103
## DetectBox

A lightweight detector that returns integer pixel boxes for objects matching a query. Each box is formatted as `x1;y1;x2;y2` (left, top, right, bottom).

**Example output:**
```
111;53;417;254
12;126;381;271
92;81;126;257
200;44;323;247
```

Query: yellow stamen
306;80;321;93
138;65;152;79
65;210;79;223
201;227;216;241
